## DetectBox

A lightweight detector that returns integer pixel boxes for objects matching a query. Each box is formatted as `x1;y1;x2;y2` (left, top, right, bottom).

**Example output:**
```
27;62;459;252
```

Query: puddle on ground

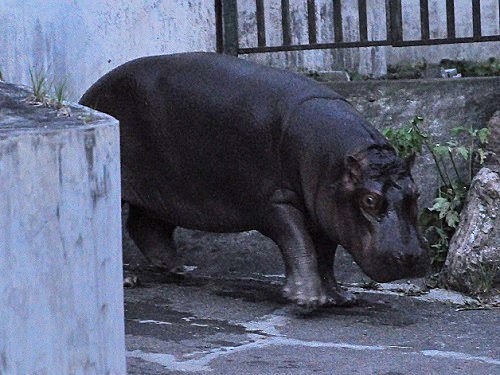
125;301;250;342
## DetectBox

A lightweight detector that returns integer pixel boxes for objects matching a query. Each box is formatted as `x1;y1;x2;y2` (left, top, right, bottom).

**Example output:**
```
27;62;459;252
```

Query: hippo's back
79;53;343;231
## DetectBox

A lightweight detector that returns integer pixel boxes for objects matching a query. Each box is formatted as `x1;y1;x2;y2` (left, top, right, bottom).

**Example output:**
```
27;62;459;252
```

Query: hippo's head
317;146;430;282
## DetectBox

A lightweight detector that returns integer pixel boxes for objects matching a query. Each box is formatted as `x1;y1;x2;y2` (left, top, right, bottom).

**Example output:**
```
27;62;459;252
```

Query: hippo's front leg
261;203;328;308
313;233;357;306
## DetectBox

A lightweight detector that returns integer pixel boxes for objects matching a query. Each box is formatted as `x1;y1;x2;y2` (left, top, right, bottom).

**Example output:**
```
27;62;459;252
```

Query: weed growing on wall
386;61;428;80
383;117;490;270
382;116;426;159
440;57;500;77
29;68;49;103
27;68;71;116
53;81;67;109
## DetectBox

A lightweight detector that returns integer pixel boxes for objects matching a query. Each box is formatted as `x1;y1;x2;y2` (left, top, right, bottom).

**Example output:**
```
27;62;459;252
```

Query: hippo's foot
147;258;182;273
126;204;180;273
319;269;357;307
325;284;357;307
123;274;140;288
282;276;329;308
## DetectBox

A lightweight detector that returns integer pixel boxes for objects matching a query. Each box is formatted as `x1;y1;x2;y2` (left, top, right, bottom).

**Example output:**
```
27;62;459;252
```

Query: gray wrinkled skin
80;52;429;308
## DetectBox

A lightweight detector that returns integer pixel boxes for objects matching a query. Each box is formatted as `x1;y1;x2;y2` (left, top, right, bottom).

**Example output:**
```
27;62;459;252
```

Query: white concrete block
0;82;125;375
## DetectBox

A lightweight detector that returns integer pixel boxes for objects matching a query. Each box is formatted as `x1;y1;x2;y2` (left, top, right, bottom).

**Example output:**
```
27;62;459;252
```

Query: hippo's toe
325;285;357;307
282;277;329;309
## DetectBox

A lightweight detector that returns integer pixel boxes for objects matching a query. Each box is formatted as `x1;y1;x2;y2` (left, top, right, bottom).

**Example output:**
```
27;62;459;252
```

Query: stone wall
327;77;500;208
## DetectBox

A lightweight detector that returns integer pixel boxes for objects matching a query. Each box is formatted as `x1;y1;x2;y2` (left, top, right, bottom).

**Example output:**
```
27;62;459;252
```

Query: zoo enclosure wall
0;0;499;99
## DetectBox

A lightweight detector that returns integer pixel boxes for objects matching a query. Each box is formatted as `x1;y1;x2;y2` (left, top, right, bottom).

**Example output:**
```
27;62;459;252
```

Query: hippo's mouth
353;251;430;283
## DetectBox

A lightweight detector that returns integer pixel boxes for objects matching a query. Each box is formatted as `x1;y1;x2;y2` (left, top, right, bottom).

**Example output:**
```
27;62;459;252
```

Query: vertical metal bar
281;0;291;45
385;0;391;41
215;0;224;53
333;0;343;43
358;0;368;42
307;0;317;44
446;0;456;39
420;0;429;40
222;0;239;55
472;0;481;40
389;0;403;45
256;0;266;47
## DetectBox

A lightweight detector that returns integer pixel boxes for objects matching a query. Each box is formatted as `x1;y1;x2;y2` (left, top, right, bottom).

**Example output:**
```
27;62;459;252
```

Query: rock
485;110;499;167
439;167;500;296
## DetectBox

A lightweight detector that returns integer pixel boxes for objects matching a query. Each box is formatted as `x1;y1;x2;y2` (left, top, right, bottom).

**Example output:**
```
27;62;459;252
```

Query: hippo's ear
344;155;363;186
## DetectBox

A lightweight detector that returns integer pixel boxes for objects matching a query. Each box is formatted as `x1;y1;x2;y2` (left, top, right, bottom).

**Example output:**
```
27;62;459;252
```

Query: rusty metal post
222;0;239;55
387;0;403;46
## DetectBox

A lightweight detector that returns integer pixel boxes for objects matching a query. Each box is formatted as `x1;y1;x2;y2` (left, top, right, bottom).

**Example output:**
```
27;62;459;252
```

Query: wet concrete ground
123;229;499;374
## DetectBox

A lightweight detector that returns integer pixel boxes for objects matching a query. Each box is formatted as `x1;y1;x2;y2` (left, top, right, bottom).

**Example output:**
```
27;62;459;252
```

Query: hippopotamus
80;52;429;308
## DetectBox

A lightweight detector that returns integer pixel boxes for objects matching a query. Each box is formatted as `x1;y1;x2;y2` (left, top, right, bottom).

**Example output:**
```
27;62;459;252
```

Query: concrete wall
1;0;498;99
0;82;125;374
0;0;216;100
240;0;500;76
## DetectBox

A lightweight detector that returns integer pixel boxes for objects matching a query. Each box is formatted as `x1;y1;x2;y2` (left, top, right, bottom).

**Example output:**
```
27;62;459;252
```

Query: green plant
53;81;67;108
419;184;465;268
383;117;490;270
440;57;500;77
346;70;369;81
0;69;3;81
386;61;428;80
29;67;49;102
382;116;426;159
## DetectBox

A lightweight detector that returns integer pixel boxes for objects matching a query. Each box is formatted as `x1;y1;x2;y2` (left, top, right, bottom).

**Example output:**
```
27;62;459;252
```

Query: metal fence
216;0;500;55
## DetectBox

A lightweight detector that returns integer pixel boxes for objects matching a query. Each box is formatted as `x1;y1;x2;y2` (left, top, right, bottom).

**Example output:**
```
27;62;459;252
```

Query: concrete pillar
0;82;125;374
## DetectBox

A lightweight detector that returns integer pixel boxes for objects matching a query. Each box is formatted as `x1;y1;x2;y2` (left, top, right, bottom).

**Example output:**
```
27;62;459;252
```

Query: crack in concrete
126;313;500;372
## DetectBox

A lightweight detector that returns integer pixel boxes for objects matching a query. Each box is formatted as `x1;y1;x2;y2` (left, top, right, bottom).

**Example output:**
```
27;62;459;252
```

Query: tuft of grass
53;81;67;108
29;67;49;102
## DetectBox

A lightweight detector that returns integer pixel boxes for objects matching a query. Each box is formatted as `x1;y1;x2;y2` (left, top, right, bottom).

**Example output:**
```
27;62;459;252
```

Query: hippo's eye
361;193;380;210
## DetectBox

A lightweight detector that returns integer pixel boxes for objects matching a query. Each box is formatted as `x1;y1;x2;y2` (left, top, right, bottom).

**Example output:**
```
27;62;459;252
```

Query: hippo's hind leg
126;205;180;272
314;235;357;306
